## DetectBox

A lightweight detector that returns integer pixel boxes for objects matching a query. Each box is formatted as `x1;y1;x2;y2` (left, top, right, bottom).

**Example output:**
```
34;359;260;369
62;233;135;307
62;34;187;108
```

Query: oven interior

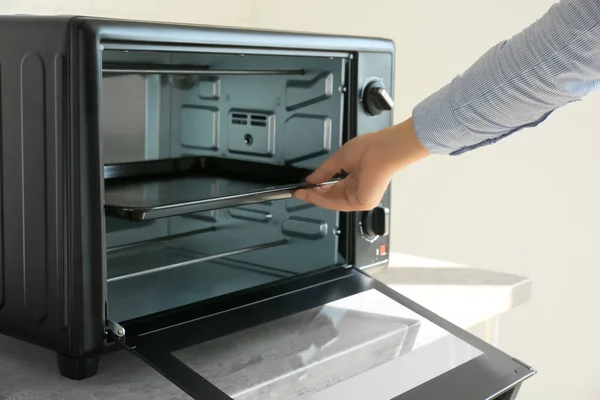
100;47;351;323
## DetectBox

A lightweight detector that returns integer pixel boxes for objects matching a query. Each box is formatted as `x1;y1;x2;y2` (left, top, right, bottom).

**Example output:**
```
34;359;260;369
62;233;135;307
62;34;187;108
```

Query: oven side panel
353;50;395;271
68;19;109;356
0;16;76;353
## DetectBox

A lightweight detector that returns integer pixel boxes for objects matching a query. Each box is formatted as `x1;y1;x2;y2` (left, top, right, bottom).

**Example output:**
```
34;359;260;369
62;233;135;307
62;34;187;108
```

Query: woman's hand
292;118;429;211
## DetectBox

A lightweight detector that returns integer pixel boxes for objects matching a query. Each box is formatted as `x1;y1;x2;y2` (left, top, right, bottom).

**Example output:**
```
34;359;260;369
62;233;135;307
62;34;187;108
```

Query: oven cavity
100;47;348;323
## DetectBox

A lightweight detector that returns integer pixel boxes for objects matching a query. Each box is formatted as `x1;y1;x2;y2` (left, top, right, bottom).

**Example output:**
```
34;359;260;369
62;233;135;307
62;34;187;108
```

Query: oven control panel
360;205;390;239
353;50;394;271
354;191;391;270
362;78;394;117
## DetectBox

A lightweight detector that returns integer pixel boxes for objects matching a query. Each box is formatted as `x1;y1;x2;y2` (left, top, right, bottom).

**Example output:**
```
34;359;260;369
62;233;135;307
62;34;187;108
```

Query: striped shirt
412;0;600;155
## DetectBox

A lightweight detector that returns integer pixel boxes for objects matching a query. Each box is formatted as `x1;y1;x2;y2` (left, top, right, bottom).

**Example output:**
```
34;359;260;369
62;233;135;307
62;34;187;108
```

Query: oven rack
103;62;306;76
106;227;293;283
105;230;296;323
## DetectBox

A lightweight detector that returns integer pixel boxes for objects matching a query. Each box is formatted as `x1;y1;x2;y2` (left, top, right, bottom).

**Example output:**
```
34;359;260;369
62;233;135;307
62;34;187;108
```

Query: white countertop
0;252;532;400
371;252;531;332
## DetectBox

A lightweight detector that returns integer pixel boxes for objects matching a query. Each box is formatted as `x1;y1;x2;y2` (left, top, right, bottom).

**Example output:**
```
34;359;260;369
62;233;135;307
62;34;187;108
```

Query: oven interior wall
100;48;348;323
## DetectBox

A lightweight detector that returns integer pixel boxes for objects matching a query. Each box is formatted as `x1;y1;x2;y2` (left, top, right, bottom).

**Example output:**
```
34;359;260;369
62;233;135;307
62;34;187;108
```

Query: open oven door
110;267;535;400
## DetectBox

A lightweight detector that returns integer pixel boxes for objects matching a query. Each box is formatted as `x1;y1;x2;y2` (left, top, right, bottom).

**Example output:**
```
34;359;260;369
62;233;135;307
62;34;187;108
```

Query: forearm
381;118;430;172
413;0;600;155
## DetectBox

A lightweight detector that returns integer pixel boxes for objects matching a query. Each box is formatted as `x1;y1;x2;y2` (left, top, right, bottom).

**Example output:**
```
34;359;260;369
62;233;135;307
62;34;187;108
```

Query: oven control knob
362;79;394;116
361;206;390;238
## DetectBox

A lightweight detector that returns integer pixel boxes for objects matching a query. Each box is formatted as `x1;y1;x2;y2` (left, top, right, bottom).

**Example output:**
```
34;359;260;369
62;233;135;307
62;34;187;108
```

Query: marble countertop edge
371;252;532;330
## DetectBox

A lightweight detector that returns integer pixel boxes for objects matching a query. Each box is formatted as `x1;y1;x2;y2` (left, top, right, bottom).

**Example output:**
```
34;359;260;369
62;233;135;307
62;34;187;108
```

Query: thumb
305;152;345;184
293;178;356;211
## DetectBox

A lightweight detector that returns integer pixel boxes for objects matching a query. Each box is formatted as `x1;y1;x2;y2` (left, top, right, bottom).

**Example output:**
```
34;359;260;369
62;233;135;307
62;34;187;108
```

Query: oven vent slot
231;113;268;127
250;115;268;127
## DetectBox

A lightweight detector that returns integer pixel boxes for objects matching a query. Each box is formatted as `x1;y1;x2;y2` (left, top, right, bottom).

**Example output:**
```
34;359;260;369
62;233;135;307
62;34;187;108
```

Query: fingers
304;154;344;184
293;177;369;212
293;182;353;211
294;171;391;212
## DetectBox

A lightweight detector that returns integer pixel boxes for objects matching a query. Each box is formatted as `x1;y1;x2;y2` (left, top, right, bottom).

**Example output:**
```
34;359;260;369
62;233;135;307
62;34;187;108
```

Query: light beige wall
2;0;598;398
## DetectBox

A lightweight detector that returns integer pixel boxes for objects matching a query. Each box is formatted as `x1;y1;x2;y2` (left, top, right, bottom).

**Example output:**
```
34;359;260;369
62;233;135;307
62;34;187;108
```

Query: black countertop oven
0;15;535;400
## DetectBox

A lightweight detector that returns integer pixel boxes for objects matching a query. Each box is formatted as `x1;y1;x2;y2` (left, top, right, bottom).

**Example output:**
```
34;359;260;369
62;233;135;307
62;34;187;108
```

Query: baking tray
104;157;346;221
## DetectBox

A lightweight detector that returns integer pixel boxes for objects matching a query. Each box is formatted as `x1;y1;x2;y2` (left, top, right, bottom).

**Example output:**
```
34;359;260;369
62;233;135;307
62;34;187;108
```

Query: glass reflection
173;289;483;399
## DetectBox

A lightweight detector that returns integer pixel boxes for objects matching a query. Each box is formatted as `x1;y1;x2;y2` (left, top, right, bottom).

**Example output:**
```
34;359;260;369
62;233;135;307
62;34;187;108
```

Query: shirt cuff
412;82;480;156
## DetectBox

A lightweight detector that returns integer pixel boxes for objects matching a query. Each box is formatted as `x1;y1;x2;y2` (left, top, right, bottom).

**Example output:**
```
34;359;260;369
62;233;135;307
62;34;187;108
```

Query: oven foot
56;353;99;380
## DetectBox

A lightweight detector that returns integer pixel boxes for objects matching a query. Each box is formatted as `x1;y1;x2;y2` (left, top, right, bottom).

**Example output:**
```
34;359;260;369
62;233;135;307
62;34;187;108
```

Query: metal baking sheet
104;173;340;221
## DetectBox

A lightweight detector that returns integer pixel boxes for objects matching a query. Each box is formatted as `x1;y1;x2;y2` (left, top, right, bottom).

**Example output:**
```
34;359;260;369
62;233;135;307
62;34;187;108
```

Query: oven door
114;267;534;400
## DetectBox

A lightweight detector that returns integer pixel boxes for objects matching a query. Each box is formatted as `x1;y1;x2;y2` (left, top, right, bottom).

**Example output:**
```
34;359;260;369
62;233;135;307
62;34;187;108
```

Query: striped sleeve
412;0;600;155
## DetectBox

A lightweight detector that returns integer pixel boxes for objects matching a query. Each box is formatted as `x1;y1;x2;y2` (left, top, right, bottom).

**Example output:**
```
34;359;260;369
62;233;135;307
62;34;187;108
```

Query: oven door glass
119;268;534;400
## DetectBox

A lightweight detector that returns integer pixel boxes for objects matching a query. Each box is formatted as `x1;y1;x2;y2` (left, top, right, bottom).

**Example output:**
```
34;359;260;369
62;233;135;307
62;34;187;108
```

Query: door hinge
106;320;126;339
